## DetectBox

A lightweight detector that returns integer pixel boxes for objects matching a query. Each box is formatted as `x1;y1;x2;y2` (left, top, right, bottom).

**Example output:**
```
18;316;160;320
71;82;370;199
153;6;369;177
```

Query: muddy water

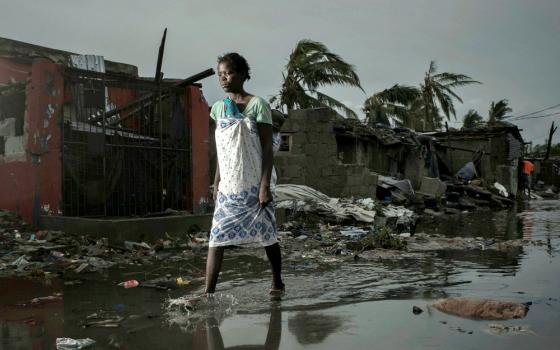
1;200;559;349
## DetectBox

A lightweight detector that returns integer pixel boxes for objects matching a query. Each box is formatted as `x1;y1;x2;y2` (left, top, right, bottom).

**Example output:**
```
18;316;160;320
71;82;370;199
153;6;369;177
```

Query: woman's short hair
217;53;251;81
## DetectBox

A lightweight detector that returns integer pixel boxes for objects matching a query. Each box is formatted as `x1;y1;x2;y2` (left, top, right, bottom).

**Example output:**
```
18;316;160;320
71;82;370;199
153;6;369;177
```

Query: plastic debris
485;323;535;336
74;263;89;273
10;255;30;268
340;227;369;239
275;184;376;222
176;277;190;286
118;280;139;288
56;337;96;349
124;241;152;251
51;251;64;258
30;293;63;305
493;182;509;197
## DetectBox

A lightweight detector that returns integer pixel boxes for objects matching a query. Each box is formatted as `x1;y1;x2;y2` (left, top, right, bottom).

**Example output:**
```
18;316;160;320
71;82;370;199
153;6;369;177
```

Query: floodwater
1;200;559;349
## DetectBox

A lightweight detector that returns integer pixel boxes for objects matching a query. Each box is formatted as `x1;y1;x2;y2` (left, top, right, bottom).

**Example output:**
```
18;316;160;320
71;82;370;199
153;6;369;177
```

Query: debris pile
0;210;206;280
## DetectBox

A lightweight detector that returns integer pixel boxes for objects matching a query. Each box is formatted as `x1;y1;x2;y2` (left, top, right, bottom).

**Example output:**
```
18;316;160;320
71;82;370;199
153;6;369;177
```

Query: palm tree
420;61;481;130
462;109;484;129
488;99;512;123
363;84;421;127
271;39;363;119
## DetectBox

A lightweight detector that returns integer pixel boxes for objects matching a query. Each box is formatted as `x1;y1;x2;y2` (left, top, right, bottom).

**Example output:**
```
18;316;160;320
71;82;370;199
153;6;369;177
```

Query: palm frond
372;84;421;105
314;91;358;119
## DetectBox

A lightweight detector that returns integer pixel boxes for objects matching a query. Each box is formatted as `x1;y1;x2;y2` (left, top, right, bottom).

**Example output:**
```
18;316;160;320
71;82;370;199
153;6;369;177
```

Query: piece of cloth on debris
432;298;529;320
274;184;376;222
456;161;477;181
209;97;277;247
378;176;415;195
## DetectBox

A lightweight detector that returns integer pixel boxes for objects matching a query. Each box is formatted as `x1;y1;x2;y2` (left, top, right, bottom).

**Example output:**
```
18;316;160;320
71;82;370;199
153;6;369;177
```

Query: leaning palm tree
363;84;421;127
271;39;364;119
488;99;512;123
420;61;480;130
462;109;484;129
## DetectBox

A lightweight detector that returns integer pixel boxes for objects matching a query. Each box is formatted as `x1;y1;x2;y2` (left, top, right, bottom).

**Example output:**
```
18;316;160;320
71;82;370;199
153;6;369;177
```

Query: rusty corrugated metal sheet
69;54;106;72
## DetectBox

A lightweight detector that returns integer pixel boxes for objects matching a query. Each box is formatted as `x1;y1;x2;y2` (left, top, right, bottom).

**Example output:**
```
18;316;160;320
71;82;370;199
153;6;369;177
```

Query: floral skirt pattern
209;116;278;247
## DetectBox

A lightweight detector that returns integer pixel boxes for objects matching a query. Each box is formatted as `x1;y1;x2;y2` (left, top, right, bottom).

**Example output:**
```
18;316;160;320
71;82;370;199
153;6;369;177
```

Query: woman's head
217;53;250;93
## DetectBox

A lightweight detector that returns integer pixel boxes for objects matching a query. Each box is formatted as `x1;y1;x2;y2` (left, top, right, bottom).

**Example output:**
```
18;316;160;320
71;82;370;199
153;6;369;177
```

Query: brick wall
276;108;377;199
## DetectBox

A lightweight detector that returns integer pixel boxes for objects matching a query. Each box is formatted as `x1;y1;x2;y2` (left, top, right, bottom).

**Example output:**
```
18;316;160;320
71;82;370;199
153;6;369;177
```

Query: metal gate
61;68;191;217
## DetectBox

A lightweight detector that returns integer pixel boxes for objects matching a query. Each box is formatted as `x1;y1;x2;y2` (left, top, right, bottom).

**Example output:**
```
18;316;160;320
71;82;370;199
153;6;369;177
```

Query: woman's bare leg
205;247;225;294
265;243;284;290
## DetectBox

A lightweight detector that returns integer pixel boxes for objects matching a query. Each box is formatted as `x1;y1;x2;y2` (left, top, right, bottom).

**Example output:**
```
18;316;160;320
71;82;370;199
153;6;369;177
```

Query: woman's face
218;62;244;93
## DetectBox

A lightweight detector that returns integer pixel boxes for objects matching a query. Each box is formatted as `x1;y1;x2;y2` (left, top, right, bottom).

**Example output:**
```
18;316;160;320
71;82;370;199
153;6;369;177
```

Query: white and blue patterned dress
209;97;278;247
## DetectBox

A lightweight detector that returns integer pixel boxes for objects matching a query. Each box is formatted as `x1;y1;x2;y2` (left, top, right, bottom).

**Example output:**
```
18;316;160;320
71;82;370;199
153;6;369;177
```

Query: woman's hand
259;185;273;208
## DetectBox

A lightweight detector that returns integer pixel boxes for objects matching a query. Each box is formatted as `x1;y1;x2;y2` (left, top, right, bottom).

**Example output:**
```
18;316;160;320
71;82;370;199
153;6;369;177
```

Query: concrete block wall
276;108;378;199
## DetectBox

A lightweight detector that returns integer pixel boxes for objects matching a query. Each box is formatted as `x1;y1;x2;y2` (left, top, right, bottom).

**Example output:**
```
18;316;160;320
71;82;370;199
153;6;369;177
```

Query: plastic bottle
118;280;139;288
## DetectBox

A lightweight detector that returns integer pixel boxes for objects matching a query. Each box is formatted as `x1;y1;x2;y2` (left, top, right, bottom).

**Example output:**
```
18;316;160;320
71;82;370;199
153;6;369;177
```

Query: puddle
1;200;559;349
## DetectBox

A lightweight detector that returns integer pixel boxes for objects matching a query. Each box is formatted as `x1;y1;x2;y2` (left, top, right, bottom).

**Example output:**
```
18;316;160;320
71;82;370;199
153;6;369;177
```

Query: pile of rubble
378;176;516;217
0;210;205;281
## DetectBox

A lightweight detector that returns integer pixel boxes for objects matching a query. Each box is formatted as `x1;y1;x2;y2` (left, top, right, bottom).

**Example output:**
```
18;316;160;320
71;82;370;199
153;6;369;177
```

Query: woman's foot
269;282;285;296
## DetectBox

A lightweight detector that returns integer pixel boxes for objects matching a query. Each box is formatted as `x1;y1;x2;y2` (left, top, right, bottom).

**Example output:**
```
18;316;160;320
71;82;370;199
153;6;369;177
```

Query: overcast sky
1;0;559;144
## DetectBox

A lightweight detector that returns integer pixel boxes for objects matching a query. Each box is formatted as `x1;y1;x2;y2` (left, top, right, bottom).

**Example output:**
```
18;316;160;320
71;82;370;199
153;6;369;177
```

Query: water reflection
287;311;346;345
191;307;281;350
0;201;558;349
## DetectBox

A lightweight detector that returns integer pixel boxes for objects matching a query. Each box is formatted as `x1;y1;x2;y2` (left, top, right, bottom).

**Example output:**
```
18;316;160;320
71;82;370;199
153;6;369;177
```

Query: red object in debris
51;251;64;258
119;280;139;289
36;230;47;240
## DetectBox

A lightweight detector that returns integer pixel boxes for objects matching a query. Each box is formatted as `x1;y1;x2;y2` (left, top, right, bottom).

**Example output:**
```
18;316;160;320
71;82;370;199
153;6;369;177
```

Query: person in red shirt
521;160;535;199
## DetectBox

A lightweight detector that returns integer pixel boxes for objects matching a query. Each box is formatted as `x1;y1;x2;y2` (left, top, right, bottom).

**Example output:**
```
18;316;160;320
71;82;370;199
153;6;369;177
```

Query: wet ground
1;200;559;349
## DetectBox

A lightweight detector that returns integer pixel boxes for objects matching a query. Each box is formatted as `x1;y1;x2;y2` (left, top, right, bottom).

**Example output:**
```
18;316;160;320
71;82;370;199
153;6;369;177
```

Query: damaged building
275;108;437;198
275;108;525;199
431;124;525;196
0;37;212;225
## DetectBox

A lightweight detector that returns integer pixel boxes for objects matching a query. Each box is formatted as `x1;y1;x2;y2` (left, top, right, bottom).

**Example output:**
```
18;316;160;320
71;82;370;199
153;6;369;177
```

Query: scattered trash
10;255;30;268
83;314;124;328
124;241;152;251
74;263;89;273
30;293;63;305
118;280;139;289
176;277;190;286
484;323;535;336
493;182;509;197
340;227;369;239
413;306;423;315
56;337;96;349
51;251;64;258
275;184;376;222
432;298;529;320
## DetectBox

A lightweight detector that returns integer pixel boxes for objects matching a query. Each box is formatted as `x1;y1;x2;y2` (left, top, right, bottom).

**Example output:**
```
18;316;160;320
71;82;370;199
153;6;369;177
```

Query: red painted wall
0;59;63;225
1;57;209;222
185;86;210;213
0;57;29;83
